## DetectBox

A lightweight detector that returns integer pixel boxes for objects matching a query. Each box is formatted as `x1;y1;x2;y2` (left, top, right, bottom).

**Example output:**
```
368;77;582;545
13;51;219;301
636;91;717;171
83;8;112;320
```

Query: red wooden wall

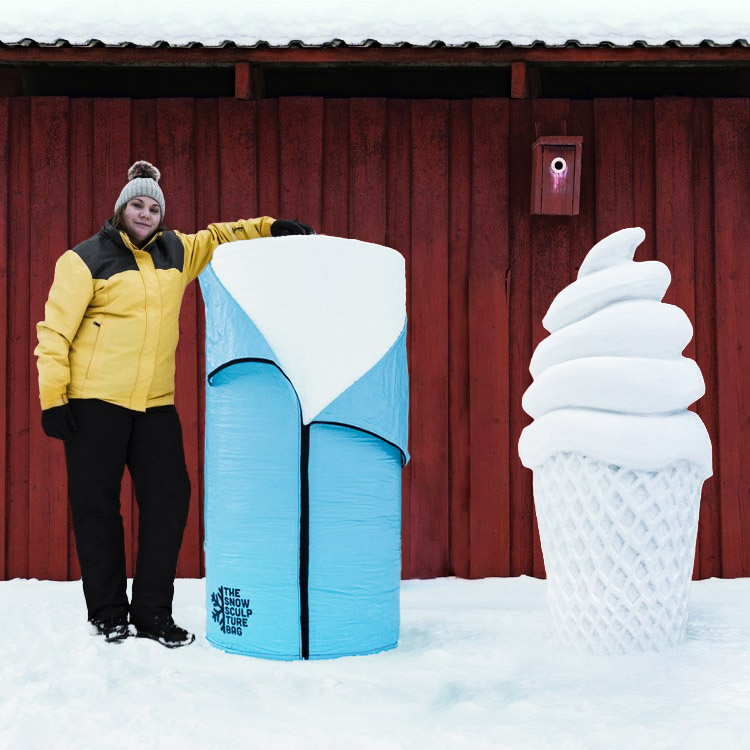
0;96;747;581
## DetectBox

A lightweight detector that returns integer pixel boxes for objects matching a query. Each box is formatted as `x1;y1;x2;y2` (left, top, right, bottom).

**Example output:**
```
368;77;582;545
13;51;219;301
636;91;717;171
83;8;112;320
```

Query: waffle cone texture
534;451;703;654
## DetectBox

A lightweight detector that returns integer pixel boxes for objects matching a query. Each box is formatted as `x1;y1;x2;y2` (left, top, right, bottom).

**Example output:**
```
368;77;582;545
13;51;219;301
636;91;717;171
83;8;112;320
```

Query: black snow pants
64;399;191;624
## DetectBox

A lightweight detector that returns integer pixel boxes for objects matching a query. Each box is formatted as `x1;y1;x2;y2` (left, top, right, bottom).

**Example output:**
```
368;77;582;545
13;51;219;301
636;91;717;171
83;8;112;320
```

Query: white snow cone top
518;227;712;478
209;234;406;423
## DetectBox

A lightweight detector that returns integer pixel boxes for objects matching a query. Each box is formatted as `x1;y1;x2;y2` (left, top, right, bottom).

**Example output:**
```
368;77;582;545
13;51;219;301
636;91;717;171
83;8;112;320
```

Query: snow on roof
1;0;749;48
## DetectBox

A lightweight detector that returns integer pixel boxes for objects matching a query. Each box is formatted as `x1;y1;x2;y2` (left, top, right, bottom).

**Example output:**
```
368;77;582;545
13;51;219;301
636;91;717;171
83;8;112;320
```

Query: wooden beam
511;61;541;99
511;62;527;98
234;62;265;99
0;45;749;66
234;62;250;98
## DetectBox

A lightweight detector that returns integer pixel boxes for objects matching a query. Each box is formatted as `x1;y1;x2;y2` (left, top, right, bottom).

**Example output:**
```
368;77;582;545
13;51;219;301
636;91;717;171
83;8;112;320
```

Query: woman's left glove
271;220;316;236
41;404;78;440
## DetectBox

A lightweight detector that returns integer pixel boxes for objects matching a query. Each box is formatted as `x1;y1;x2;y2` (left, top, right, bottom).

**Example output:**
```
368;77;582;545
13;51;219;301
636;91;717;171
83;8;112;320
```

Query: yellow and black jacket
35;216;275;412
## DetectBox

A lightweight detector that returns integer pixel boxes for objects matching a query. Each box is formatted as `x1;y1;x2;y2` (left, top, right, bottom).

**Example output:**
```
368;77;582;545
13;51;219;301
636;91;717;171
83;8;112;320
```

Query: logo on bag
211;586;253;636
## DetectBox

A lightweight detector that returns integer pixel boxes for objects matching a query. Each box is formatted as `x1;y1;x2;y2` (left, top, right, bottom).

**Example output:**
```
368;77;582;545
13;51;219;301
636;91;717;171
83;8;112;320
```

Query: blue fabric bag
201;236;408;659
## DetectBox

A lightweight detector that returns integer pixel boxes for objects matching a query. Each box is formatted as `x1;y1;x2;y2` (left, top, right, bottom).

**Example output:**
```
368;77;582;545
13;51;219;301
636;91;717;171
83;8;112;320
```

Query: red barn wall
0;96;747;581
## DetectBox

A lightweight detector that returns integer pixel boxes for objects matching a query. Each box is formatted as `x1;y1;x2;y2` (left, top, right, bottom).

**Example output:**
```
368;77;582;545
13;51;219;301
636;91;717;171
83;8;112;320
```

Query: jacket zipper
84;317;104;381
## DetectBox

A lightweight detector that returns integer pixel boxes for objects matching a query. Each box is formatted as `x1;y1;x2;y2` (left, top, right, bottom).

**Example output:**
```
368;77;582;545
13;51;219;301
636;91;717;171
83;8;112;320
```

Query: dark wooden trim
511;62;528;98
511;62;541;99
1;45;750;65
234;62;251;99
234;62;266;99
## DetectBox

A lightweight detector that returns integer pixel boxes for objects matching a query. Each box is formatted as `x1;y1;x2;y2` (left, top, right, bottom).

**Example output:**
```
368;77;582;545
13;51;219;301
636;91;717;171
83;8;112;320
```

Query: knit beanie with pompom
114;161;165;218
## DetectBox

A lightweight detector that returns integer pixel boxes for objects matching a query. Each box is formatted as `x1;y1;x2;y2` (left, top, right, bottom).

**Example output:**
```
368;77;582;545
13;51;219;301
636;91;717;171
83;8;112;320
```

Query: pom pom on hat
127;160;161;183
114;160;166;218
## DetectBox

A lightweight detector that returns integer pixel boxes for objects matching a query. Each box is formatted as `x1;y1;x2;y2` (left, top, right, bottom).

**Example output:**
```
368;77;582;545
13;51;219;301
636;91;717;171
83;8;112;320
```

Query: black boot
133;614;195;648
90;615;131;643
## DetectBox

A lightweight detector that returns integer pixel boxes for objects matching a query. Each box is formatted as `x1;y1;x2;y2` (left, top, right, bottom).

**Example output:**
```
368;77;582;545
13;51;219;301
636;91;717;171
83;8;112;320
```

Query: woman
35;161;314;647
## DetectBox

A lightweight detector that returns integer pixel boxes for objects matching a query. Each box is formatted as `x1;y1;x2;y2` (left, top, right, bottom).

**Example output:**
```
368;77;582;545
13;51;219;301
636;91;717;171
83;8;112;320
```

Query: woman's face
122;196;161;245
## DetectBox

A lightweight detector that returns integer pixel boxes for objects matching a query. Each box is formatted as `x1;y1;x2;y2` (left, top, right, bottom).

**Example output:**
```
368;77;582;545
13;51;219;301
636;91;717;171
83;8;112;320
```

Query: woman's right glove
41;404;78;440
270;220;316;236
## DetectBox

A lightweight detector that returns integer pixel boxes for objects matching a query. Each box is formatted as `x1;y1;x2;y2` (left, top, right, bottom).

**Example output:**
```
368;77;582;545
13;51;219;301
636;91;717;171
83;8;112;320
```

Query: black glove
41;404;78;440
270;219;316;237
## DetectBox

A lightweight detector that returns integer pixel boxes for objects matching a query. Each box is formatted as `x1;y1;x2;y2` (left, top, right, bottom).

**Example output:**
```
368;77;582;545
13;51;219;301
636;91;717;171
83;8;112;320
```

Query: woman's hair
111;205;127;232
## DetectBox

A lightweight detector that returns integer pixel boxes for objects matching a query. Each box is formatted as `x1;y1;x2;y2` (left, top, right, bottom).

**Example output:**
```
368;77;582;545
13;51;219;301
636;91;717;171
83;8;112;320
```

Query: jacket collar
101;218;163;253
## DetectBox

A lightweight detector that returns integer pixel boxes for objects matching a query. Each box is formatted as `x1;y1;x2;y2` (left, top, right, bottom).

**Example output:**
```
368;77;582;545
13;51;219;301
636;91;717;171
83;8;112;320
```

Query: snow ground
1;576;748;749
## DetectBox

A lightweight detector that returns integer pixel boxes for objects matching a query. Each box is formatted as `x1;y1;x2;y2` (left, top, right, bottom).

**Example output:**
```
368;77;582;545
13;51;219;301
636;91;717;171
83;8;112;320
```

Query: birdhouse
531;136;583;216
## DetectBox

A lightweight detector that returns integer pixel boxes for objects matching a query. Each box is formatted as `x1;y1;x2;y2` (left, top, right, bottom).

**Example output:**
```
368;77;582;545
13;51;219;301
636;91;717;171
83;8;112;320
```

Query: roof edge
2;37;749;50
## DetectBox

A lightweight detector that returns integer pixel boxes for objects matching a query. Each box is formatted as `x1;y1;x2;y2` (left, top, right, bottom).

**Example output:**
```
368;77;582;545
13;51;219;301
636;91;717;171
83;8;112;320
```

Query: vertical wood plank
349;99;387;245
128;100;159;573
7;98;30;578
385;100;413;576
93;100;133;224
385;102;412;256
94;99;138;576
632;101;657;260
29;97;70;580
194;99;222;578
655;99;696;340
566;98;600;581
594;99;635;236
508;101;535;576
654;99;700;577
528;99;571;578
447;100;471;578
66;98;95;580
256;99;280;219
322;100;349;238
712;98;750;577
508;98;534;576
692;98;721;579
279;97;323;227
130;99;159;166
218;99;258;220
157;99;201;578
214;96;260;570
410;100;451;577
68;100;95;244
567;100;597;276
468;99;510;577
0;99;8;579
564;100;598;575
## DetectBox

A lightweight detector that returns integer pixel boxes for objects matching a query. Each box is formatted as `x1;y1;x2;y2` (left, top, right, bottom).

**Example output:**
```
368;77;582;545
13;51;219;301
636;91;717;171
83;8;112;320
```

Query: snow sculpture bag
200;235;409;659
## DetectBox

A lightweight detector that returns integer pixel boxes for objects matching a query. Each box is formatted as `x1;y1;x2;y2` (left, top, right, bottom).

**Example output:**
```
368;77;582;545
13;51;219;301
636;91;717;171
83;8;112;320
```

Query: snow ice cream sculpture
200;235;408;660
518;227;712;655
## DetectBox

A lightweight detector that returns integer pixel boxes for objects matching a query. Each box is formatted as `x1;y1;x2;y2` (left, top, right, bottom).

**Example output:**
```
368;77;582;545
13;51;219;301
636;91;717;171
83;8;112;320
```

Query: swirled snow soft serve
519;227;712;654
